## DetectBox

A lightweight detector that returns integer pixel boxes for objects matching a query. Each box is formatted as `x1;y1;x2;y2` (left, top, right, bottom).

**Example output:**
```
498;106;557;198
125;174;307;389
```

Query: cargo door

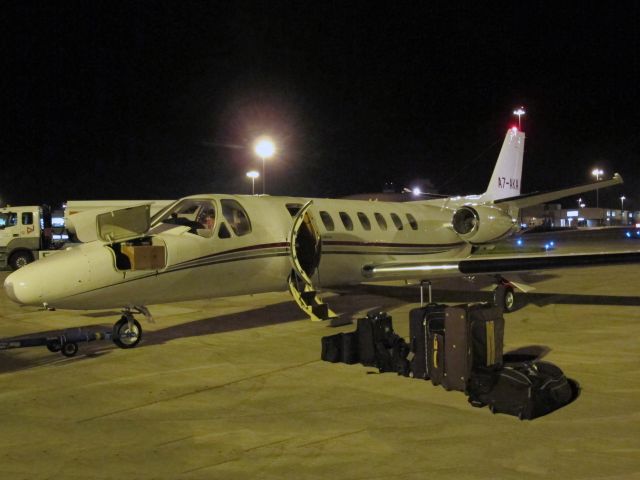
96;204;151;243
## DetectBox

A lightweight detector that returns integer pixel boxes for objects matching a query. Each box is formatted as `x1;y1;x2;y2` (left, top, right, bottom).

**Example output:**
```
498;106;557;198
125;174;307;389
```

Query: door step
288;273;339;322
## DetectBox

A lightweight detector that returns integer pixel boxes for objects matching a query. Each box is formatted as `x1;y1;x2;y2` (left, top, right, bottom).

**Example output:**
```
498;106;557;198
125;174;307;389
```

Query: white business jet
4;127;637;347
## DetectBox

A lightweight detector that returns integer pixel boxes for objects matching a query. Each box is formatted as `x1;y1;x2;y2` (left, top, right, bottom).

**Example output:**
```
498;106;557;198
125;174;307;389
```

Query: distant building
520;204;639;228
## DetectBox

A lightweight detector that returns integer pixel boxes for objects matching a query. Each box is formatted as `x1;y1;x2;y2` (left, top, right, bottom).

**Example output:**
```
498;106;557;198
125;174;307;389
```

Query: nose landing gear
113;314;142;349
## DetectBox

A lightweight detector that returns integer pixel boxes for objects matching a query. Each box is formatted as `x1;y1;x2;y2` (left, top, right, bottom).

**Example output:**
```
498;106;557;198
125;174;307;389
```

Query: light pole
513;107;525;129
592;168;603;208
246;170;259;195
254;137;276;194
620;195;626;224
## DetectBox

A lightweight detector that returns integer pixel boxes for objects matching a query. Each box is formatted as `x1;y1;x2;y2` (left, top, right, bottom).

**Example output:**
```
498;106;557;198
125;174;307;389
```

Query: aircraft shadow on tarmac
0;294;406;373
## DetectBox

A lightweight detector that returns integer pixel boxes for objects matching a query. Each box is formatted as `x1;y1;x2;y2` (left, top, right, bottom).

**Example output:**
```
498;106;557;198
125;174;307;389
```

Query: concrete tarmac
1;262;639;479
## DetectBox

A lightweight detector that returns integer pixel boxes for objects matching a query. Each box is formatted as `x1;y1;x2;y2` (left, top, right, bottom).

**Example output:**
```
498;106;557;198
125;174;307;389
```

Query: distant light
549;241;555;247
254;137;276;159
412;187;422;196
544;243;550;250
246;170;259;179
516;238;523;246
626;232;632;238
512;107;525;129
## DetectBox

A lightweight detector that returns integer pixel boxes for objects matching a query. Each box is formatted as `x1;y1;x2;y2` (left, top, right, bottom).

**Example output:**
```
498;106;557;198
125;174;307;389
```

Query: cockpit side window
151;199;217;237
221;199;252;236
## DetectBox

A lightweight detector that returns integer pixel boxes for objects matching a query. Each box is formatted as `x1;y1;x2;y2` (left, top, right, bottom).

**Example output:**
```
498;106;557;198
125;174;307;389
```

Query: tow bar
0;327;137;358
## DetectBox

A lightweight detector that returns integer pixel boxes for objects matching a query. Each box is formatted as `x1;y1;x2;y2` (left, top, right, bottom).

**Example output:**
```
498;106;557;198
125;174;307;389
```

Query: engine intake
452;205;515;244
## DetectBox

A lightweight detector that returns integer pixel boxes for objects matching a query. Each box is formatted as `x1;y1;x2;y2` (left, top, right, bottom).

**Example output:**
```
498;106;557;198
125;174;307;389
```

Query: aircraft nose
4;265;45;306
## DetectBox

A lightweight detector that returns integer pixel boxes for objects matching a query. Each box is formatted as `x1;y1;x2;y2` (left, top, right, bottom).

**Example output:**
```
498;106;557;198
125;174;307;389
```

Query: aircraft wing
494;174;623;209
362;249;640;280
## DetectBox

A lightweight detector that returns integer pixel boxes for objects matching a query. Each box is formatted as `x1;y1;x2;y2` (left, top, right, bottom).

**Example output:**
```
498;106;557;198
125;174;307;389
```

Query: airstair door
288;200;321;287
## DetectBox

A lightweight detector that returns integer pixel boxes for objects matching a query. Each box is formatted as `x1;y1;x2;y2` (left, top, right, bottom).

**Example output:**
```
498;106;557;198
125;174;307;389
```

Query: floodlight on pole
246;170;260;195
620;195;626;211
254;137;276;194
513;107;525;129
592;168;604;208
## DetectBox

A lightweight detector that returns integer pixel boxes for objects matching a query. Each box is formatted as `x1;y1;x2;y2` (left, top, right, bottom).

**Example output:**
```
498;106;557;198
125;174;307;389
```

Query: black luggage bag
341;331;359;364
467;361;576;420
357;312;394;367
411;302;504;391
321;333;343;363
468;303;505;370
439;306;472;391
408;304;447;380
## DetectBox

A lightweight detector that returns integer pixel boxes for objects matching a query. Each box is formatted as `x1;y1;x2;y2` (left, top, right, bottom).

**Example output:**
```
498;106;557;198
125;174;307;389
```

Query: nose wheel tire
113;317;142;349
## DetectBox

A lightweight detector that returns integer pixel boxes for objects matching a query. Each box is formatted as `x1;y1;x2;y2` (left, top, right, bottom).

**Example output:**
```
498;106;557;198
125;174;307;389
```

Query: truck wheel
9;251;34;270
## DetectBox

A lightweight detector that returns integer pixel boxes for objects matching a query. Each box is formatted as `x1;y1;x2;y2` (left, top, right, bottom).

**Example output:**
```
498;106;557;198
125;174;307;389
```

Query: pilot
198;208;216;230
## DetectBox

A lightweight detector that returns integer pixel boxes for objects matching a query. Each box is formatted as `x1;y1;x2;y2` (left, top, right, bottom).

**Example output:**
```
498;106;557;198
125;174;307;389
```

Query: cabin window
151;198;217;238
221;199;251;236
339;212;354;231
286;203;303;217
357;212;371;231
406;213;418;230
319;211;335;231
374;212;387;230
390;213;404;230
22;212;34;225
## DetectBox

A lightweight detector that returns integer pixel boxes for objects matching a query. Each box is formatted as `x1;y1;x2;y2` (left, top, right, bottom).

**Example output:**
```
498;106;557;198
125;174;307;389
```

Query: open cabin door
288;201;321;286
287;201;338;322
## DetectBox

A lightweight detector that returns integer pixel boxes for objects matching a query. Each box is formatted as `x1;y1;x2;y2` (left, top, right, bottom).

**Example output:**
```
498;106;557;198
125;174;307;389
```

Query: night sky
4;3;639;210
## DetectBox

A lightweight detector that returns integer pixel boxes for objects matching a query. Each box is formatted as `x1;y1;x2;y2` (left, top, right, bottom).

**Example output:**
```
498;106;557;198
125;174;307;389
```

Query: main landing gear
417;278;517;313
493;277;516;313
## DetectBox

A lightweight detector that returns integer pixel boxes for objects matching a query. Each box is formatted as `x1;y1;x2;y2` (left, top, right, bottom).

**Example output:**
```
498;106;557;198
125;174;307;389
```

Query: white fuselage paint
4;194;476;310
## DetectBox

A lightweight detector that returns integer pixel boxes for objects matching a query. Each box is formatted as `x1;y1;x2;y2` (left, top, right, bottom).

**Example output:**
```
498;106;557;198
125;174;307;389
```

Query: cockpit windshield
150;199;217;237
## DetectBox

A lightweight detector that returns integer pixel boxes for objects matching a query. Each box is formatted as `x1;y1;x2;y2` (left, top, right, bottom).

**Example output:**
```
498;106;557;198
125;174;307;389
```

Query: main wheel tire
493;284;516;313
113;317;142;349
9;251;34;270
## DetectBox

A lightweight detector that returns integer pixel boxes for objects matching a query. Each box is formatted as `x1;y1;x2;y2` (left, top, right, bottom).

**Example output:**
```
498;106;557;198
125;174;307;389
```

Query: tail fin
481;127;525;202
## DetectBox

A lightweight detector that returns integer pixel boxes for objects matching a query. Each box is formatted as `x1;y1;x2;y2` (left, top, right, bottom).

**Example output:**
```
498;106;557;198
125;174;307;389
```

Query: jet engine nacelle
451;205;516;245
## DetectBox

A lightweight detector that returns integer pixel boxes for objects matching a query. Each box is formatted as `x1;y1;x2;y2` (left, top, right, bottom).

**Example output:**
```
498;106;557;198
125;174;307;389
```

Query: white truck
0;205;62;270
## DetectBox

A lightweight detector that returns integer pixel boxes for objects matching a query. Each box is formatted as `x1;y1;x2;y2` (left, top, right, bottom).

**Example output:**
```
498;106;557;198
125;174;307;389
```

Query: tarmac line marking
77;359;320;423
296;428;368;448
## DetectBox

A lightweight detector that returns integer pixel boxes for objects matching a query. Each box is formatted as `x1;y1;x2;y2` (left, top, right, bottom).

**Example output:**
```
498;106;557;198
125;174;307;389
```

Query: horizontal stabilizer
495;174;623;209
